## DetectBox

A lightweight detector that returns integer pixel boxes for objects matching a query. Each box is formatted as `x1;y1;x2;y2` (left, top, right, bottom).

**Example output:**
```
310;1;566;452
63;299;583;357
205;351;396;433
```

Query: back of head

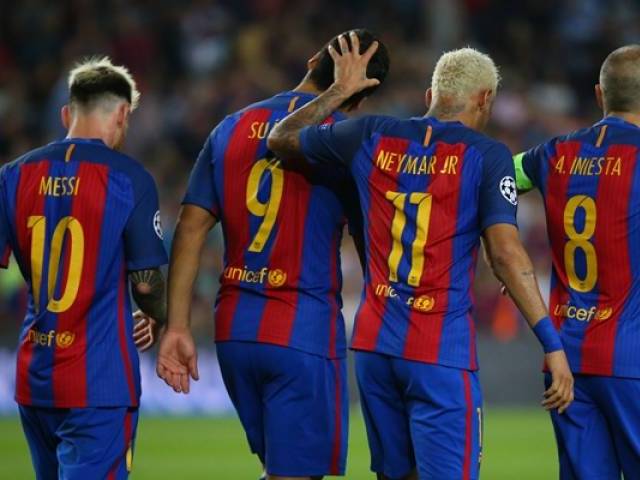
599;45;640;114
68;56;140;115
430;47;500;116
309;28;390;109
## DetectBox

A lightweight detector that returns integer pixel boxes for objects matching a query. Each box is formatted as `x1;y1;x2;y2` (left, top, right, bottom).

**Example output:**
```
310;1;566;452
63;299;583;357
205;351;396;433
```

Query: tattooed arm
268;31;380;159
483;223;574;413
130;268;167;325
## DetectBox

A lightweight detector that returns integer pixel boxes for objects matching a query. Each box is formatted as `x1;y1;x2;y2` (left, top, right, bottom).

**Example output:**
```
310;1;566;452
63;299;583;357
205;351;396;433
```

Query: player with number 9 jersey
174;29;389;478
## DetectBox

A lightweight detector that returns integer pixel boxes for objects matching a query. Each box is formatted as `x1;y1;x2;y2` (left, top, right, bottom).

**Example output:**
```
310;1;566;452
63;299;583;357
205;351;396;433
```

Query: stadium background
0;0;637;478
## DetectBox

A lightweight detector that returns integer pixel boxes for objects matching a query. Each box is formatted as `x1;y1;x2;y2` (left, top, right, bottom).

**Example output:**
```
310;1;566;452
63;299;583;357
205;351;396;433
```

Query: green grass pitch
0;408;557;479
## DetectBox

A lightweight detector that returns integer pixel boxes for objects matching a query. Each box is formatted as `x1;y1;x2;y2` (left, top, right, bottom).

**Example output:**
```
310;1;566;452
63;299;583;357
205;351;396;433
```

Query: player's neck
291;77;323;97
605;111;640;129
427;108;481;131
66;116;116;149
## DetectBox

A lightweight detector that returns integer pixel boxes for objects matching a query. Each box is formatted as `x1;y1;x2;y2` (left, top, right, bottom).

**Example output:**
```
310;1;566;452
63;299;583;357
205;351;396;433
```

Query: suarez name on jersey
517;116;640;378
0;138;167;408
299;116;518;370
183;91;361;359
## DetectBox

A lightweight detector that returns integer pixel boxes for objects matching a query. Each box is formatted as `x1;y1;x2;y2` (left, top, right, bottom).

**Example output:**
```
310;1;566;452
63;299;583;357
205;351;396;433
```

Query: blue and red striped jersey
518;116;640;378
183;91;359;359
0;138;167;407
300;116;518;370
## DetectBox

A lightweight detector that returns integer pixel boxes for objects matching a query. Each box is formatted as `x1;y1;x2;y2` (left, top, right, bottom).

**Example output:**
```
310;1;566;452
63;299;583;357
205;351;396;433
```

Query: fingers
189;356;200;381
337;34;349;55
349;31;360;55
362;40;379;62
542;378;574;413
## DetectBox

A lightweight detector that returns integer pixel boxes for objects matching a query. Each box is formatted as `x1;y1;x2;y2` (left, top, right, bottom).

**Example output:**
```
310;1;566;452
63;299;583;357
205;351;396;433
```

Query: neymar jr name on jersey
553;155;622;177
375;149;459;176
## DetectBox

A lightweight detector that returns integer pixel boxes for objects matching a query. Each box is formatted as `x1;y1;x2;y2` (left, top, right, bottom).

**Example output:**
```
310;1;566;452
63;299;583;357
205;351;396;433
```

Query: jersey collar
597;115;640;131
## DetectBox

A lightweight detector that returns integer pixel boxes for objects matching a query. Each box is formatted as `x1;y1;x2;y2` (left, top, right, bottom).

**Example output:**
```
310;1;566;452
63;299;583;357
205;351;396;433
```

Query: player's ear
595;84;604;111
61;105;71;130
115;102;129;127
307;50;322;71
425;88;433;110
478;89;492;110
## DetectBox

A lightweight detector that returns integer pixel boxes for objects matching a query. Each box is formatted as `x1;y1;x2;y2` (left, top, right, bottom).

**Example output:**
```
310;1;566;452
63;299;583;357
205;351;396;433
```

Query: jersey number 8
563;195;597;293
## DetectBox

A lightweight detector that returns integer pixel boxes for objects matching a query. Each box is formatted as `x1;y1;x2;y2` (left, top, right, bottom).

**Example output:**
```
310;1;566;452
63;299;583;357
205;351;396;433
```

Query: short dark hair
309;29;390;109
68;57;140;110
600;45;640;113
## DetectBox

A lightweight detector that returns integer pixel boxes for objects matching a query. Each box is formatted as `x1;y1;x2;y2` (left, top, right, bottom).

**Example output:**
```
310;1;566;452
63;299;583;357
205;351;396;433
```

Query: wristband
532;317;563;353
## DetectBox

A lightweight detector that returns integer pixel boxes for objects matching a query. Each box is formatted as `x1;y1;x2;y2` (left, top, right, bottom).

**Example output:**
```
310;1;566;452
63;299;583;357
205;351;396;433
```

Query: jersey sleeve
182;133;220;217
479;143;519;231
299;116;372;168
514;142;547;192
0;169;10;269
124;170;168;271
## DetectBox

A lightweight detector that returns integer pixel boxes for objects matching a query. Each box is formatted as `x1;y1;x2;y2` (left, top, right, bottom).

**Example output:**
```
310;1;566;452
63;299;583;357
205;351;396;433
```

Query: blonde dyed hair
68;56;140;111
431;47;500;111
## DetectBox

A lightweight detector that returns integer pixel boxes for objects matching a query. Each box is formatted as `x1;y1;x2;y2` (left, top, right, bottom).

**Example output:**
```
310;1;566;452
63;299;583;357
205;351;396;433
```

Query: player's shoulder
0;144;55;177
440;123;512;158
532;125;595;156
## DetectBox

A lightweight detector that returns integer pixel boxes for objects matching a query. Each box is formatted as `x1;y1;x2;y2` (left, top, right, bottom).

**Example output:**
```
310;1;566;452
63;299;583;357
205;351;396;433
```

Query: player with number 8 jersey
515;45;640;479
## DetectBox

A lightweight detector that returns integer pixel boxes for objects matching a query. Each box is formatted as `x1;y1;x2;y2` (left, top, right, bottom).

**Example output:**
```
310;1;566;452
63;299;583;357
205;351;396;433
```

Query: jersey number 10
27;216;85;313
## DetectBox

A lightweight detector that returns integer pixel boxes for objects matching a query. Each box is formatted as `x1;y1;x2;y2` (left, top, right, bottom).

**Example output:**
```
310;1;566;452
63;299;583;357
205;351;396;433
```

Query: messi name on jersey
39;175;81;197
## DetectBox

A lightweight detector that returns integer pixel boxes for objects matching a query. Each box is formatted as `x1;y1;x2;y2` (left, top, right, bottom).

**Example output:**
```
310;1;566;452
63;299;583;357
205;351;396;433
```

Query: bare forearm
268;84;349;158
490;245;548;327
167;221;209;330
130;269;167;324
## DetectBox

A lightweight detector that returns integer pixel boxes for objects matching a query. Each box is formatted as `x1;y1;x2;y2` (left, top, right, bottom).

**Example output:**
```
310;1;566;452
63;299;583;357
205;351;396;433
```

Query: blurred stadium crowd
1;0;639;344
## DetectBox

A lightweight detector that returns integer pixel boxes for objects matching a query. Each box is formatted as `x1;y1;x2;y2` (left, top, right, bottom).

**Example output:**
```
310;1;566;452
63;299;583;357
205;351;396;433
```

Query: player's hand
542;350;574;414
156;327;199;394
329;31;380;98
133;311;160;352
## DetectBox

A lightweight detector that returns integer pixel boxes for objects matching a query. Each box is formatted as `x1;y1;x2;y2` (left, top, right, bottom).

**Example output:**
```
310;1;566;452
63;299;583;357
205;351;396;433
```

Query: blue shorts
355;351;483;480
216;341;348;477
545;373;640;480
19;405;138;480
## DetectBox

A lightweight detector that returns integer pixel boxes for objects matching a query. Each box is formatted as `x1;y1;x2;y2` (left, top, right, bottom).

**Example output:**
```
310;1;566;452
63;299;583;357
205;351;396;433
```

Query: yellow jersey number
563;195;597;292
27;216;85;313
246;158;284;252
385;191;433;287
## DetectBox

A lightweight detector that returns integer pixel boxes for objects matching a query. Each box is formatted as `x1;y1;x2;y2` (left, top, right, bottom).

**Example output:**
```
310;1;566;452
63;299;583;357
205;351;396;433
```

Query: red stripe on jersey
15;161;50;404
52;163;108;407
545;142;581;331
352;136;410;351
256;171;311;343
462;370;473;480
580;144;637;375
403;142;466;362
118;266;137;405
329;359;343;475
215;108;273;341
108;409;134;478
328;230;340;358
0;245;10;267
